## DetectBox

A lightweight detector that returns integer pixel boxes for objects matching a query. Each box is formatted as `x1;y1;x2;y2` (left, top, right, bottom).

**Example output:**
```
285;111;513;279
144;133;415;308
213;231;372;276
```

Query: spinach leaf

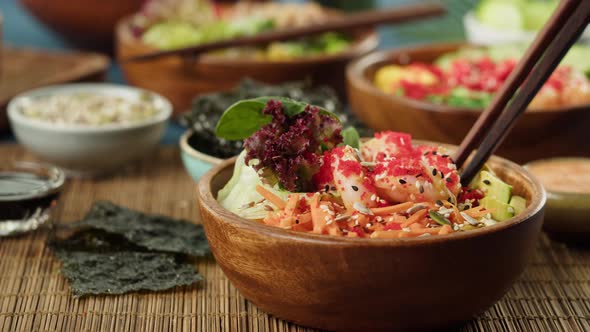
215;96;340;140
215;100;272;140
342;126;360;149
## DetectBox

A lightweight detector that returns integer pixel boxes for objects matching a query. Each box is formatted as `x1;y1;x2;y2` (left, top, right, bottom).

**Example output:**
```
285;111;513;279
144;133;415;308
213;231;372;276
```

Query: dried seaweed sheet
51;200;210;297
72;201;209;256
51;230;203;297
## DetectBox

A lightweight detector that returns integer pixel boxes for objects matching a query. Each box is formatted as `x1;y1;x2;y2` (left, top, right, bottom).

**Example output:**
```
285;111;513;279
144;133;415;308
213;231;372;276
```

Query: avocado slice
475;171;512;204
509;195;527;215
479;197;515;221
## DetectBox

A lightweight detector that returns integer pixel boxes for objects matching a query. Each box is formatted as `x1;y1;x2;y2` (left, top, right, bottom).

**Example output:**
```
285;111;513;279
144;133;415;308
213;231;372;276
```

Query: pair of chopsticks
124;2;445;62
455;0;590;186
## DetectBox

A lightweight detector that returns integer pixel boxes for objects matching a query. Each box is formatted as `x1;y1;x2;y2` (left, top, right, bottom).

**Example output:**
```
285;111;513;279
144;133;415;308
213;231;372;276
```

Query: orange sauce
527;158;590;194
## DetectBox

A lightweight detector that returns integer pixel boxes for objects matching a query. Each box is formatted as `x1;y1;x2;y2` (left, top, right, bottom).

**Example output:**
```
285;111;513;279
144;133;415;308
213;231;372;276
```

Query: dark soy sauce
0;171;60;224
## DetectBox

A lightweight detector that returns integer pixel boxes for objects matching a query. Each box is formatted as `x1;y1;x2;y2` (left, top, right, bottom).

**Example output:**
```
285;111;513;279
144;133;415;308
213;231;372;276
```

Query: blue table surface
0;0;473;145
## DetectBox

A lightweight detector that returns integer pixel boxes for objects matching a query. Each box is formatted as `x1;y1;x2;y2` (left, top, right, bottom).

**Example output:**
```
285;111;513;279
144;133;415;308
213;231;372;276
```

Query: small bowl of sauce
526;158;590;243
0;161;65;236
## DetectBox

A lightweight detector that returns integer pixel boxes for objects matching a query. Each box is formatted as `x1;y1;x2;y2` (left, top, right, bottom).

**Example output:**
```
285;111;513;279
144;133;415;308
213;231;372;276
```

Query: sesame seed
295;220;300;224
432;151;437;155
446;178;453;183
423;151;430;156
432;169;438;176
419;186;424;194
331;186;337;191
351;185;359;191
398;179;407;184
416;173;422;178
442;154;449;158
325;184;330;192
440;171;444;179
483;180;491;185
436;200;443;206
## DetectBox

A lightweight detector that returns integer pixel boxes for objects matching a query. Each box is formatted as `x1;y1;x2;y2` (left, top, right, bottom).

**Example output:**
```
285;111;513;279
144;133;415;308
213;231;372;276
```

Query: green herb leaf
215;99;272;140
215;96;340;140
429;210;451;226
342;126;360;149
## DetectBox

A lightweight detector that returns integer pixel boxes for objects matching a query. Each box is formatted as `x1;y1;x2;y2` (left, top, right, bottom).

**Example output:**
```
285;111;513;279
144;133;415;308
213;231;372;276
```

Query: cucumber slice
523;1;557;31
480;197;515;221
509;195;527;215
476;0;524;31
475;171;513;204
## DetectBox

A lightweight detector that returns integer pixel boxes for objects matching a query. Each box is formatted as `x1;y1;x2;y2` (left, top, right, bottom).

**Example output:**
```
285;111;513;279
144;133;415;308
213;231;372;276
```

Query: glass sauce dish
0;161;64;236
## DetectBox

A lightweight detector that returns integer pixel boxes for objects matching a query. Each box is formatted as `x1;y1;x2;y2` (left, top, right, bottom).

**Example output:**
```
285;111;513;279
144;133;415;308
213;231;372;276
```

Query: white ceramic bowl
8;83;172;177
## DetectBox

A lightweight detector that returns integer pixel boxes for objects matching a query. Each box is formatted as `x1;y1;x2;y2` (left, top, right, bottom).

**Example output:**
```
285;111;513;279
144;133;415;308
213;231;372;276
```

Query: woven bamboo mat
1;144;589;332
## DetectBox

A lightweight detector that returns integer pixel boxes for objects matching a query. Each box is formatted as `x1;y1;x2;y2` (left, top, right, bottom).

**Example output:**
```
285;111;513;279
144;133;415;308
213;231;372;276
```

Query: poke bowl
197;97;546;331
198;142;545;331
117;1;378;113
346;43;590;163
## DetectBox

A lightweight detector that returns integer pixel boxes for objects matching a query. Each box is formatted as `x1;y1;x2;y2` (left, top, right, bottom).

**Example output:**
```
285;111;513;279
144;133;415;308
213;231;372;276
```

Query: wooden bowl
198;144;545;331
346;43;590;164
20;0;144;51
116;12;379;114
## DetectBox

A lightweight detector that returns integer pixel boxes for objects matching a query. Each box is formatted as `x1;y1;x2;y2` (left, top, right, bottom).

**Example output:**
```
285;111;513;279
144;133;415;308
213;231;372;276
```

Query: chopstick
124;2;445;62
452;0;580;169
458;0;590;186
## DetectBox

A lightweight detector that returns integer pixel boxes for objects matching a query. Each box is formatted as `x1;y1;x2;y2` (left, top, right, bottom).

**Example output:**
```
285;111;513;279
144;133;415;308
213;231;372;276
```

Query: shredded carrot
371;230;403;238
443;201;463;224
398;231;413;238
284;194;300;218
292;220;313;232
370;202;414;215
256;185;286;209
298;212;312;224
310;195;335;234
263;214;280;227
410;227;441;235
401;209;428;228
463;206;489;218
438;224;453;235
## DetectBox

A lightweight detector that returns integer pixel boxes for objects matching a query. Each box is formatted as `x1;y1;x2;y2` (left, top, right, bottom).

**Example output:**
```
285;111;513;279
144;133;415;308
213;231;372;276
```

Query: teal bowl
180;129;222;181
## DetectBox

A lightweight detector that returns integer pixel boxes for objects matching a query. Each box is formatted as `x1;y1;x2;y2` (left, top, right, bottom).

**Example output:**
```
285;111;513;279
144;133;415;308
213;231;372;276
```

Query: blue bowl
180;129;222;181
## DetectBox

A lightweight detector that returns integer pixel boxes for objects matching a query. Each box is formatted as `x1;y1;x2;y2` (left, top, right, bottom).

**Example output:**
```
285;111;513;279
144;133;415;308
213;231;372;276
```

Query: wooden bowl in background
198;146;545;331
346;43;590;164
20;0;144;51
116;12;378;115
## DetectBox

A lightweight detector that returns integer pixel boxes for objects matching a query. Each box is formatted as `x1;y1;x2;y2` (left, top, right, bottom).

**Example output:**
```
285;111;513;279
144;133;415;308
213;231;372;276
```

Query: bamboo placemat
1;144;589;332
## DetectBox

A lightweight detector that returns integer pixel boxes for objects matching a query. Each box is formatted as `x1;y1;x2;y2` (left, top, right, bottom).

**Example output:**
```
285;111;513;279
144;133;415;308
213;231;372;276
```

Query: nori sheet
71;201;209;256
51;230;203;297
50;201;210;297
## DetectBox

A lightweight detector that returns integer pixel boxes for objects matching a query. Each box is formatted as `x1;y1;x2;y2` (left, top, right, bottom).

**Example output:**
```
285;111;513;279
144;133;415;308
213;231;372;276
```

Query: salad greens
217;151;290;220
476;0;557;31
342;126;360;149
143;18;274;50
215;97;338;141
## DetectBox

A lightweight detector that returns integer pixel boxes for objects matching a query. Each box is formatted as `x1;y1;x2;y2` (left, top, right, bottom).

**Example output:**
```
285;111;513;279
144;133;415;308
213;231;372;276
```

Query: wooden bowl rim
346;42;590;115
198;141;546;248
116;9;379;66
